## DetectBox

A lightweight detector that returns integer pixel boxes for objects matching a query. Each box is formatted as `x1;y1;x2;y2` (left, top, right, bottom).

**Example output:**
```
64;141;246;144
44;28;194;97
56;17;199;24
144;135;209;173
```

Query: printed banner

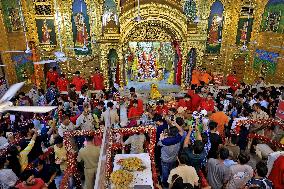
206;0;224;54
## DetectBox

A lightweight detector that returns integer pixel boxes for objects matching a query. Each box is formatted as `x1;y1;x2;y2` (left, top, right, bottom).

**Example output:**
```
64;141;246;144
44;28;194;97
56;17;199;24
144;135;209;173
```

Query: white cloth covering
112;153;154;188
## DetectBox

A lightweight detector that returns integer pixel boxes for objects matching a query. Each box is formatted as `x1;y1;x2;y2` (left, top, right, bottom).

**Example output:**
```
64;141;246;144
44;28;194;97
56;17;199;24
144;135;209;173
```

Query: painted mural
236;18;254;45
71;0;91;55
36;18;57;46
261;0;284;33
1;0;22;32
103;0;119;26
12;54;34;82
253;49;279;77
206;0;224;54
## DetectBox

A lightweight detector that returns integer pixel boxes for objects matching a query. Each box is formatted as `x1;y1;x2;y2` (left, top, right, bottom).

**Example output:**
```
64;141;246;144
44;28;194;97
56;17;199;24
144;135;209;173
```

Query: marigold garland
234;119;284;149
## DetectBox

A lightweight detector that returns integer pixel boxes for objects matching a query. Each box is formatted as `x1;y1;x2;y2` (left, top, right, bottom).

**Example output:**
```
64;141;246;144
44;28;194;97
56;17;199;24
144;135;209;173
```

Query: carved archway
119;4;187;44
117;3;188;87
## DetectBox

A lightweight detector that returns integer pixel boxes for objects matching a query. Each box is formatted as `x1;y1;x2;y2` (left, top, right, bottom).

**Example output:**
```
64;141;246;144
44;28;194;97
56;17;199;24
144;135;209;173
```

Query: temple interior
0;0;284;189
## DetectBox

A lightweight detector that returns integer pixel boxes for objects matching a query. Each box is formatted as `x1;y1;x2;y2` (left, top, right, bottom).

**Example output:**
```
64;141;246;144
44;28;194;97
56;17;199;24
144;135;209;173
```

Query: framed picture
36;18;57;46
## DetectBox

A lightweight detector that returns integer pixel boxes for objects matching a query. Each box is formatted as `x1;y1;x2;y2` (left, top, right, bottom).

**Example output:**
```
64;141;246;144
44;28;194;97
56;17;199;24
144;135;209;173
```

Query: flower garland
234;119;284;149
248;133;284;149
61;126;157;189
106;126;157;187
60;129;103;189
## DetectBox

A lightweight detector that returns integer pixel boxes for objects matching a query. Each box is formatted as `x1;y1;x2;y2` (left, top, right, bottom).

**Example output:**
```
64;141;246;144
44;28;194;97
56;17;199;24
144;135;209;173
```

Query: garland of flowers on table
61;126;157;189
106;126;157;188
61;129;103;189
234;119;284;149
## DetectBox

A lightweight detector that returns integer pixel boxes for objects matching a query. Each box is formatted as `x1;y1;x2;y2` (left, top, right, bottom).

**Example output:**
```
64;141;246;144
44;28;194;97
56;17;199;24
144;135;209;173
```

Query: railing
234;118;284;149
61;126;157;189
61;129;103;189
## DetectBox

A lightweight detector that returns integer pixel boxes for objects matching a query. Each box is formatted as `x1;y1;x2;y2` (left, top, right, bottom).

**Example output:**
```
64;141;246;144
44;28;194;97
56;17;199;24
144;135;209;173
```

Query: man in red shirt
91;68;105;90
71;71;86;92
156;100;168;115
187;85;196;97
200;93;215;112
128;100;142;120
268;155;284;189
227;71;240;91
131;94;144;115
178;94;192;112
190;89;202;111
129;87;136;97
16;170;47;189
57;74;69;92
46;67;59;87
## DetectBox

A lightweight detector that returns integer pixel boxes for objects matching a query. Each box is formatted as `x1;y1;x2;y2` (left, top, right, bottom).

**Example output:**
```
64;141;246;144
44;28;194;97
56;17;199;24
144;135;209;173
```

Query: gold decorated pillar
220;1;242;75
100;44;110;89
117;46;124;88
0;9;17;84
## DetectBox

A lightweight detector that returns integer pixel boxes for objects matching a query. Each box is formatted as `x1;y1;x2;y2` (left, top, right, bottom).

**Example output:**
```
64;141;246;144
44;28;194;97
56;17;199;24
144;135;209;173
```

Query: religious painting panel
12;54;34;82
103;0;119;27
35;18;57;47
126;42;175;84
107;49;119;87
261;0;284;33
236;18;254;45
206;0;224;54
71;0;91;55
1;0;22;32
253;49;279;77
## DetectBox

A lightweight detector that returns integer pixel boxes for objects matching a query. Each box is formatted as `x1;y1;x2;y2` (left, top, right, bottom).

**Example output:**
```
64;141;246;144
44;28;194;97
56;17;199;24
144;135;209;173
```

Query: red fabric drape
172;41;182;85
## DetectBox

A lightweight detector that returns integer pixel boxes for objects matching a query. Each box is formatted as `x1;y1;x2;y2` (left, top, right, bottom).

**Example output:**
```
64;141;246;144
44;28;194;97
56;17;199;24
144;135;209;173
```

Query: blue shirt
161;131;187;146
158;141;180;163
246;177;273;189
156;121;168;141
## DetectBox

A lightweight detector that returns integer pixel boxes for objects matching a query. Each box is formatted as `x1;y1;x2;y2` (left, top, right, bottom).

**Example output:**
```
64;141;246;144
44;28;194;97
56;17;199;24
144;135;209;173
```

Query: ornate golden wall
0;0;283;86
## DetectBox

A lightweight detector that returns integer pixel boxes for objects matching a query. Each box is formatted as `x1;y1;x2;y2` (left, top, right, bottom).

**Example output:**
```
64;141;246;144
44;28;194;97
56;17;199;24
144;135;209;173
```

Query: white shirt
104;100;118;109
221;99;230;112
124;134;145;154
249;99;257;107
76;113;94;130
0;169;18;188
0;136;8;149
168;165;199;186
101;108;119;127
58;122;78;137
260;100;269;109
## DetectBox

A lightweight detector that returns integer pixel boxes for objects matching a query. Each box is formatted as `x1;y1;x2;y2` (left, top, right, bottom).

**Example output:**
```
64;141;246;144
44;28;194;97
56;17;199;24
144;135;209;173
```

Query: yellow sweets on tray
117;157;144;171
110;170;133;188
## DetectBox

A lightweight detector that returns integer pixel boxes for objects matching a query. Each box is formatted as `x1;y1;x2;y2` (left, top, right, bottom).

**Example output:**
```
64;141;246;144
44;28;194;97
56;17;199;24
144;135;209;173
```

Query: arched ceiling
126;21;178;42
119;3;187;43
